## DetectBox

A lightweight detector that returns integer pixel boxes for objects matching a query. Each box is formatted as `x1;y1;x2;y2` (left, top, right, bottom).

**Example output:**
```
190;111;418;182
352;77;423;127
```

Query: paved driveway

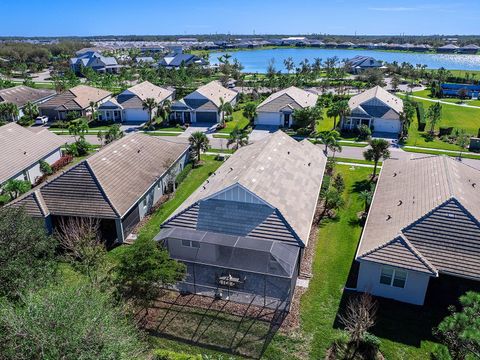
179;123;217;138
249;125;279;142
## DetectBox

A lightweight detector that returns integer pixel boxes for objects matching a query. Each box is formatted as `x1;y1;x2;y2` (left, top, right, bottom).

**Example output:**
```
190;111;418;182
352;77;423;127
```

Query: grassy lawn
333;157;379;166
403;97;480;151
316;108;335;132
125;155;221;244
207;148;235;154
412;89;480;107
217;110;250;134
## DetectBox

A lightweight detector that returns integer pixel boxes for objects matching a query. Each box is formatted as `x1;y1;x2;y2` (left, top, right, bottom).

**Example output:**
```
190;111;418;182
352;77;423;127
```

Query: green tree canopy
363;139;391;178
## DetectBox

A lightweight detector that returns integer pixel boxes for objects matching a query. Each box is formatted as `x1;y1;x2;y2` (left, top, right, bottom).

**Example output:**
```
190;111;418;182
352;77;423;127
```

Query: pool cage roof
155;227;300;278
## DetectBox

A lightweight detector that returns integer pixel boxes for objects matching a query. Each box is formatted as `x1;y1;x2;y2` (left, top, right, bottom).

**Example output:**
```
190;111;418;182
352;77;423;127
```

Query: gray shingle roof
40;85;111;111
257;86;318;113
0;123;65;184
357;156;480;279
348;86;403;115
166;131;326;246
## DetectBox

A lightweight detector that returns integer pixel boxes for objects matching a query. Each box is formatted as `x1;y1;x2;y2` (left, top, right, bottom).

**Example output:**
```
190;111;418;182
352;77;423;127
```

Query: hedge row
175;162;193;186
415;101;426;132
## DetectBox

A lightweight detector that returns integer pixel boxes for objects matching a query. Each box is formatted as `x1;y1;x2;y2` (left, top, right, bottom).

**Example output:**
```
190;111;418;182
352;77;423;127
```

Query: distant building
441;83;480;99
458;44;480;54
39;85;111;120
0;123;64;186
437;44;459;53
346;55;384;74
158;53;207;69
70;51;121;74
0;85;55;121
134;56;155;64
98;81;174;123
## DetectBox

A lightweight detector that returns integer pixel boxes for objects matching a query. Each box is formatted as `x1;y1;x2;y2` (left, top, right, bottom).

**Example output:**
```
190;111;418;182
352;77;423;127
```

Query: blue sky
1;0;479;37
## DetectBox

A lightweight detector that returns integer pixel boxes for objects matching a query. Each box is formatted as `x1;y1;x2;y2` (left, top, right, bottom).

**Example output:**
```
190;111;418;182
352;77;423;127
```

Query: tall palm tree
157;99;172;126
363;139;391;179
142;98;158;128
327;100;350;130
426;102;442;135
0;103;19;122
188;131;210;166
217;97;233;126
227;126;249;150
242;102;257;124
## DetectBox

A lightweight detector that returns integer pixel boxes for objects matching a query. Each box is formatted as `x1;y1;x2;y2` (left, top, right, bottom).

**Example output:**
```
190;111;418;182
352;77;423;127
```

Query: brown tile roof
0;85;55;108
39;85;111;111
11;133;190;219
357;156;480;279
257;86;318;112
125;81;173;103
188;81;237;107
0;123;65;184
166;131;326;246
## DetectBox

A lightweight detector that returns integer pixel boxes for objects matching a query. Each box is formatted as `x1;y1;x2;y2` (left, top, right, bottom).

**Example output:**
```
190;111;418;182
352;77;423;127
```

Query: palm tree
3;179;31;200
363;139;391;179
426;102;442;135
0;103;19;122
359;189;373;214
242;102;257;124
227;126;249;150
188;131;210;166
157;99;172;126
142;97;158;128
315;130;341;156
327;100;350;130
217;97;233;126
68;119;89;142
23;101;39;120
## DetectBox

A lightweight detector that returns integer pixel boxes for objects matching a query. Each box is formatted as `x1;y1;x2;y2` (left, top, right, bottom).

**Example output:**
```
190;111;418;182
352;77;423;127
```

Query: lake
209;48;480;73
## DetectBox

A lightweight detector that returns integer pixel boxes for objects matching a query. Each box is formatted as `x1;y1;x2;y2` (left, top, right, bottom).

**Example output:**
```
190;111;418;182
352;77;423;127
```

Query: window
181;240;200;248
380;267;407;288
142;198;147;208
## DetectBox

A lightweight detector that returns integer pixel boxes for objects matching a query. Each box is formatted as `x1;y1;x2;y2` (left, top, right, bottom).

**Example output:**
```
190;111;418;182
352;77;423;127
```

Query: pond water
209;48;480;73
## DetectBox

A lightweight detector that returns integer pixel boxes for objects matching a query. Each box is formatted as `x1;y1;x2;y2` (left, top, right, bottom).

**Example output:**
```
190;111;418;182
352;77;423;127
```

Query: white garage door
373;119;401;134
124;109;149;122
256;112;282;126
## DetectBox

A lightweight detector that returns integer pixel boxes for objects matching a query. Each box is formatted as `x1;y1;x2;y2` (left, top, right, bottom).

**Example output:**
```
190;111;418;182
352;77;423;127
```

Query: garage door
124;109;149;122
256;112;281;126
373;119;401;134
196;112;218;123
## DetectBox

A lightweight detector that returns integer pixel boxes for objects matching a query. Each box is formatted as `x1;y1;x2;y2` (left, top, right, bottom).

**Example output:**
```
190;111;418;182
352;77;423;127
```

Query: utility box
469;137;480;152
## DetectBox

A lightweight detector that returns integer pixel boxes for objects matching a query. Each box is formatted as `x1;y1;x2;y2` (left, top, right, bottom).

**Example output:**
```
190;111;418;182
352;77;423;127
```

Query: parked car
35;115;49;125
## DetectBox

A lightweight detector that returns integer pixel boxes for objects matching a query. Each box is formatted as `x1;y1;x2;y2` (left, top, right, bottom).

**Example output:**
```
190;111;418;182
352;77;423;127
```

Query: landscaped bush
0;194;10;206
357;124;372;141
153;349;202;360
439;127;454;136
296;127;313;136
39;159;53;175
175;163;193;186
51;155;73;172
65;138;92;156
49;120;69;129
17;116;34;127
415;102;426;131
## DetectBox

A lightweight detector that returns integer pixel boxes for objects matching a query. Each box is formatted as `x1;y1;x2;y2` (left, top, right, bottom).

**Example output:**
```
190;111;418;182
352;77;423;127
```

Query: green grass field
217;110;251;134
412;89;480;107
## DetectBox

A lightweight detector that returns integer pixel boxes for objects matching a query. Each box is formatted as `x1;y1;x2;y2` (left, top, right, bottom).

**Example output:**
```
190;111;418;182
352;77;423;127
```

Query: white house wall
356;261;431;305
11;148;62;185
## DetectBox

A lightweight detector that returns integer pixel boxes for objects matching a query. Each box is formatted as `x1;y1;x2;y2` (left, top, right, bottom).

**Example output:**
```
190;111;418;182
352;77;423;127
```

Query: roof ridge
443;156;455;196
398;234;438;275
401;197;456;234
83;161;121;217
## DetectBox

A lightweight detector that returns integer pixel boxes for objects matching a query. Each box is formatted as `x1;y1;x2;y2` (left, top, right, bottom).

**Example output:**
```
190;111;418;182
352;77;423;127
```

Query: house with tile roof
70;51;121;74
346;55;384;74
38;85;111;120
255;86;318;128
158;53;207;69
171;81;238;124
0;85;56;121
0;123;65;186
155;131;326;309
10;133;190;244
341;86;404;137
355;156;480;305
98;81;174;123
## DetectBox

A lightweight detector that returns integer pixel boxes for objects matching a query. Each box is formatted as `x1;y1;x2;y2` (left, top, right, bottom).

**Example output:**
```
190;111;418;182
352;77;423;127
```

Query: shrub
357;124;371;141
65;138;92;156
0;194;10;206
175;163;192;186
49;120;68;129
17;116;34;127
332;173;345;193
439;127;454;136
39;159;53;175
416;102;426;131
296;127;313;136
51;155;73;172
153;349;202;360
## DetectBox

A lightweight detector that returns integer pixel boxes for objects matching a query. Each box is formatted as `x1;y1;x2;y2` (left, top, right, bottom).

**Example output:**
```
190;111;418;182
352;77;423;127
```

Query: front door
283;113;291;128
184;112;191;124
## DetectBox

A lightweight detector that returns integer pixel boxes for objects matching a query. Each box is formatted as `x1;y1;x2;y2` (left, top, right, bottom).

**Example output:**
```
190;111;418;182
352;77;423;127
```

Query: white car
35;116;48;125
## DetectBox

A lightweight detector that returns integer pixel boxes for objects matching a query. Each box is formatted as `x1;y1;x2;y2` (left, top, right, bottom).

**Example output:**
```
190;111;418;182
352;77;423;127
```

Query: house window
380;267;407;288
142;198;147;208
181;240;200;248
